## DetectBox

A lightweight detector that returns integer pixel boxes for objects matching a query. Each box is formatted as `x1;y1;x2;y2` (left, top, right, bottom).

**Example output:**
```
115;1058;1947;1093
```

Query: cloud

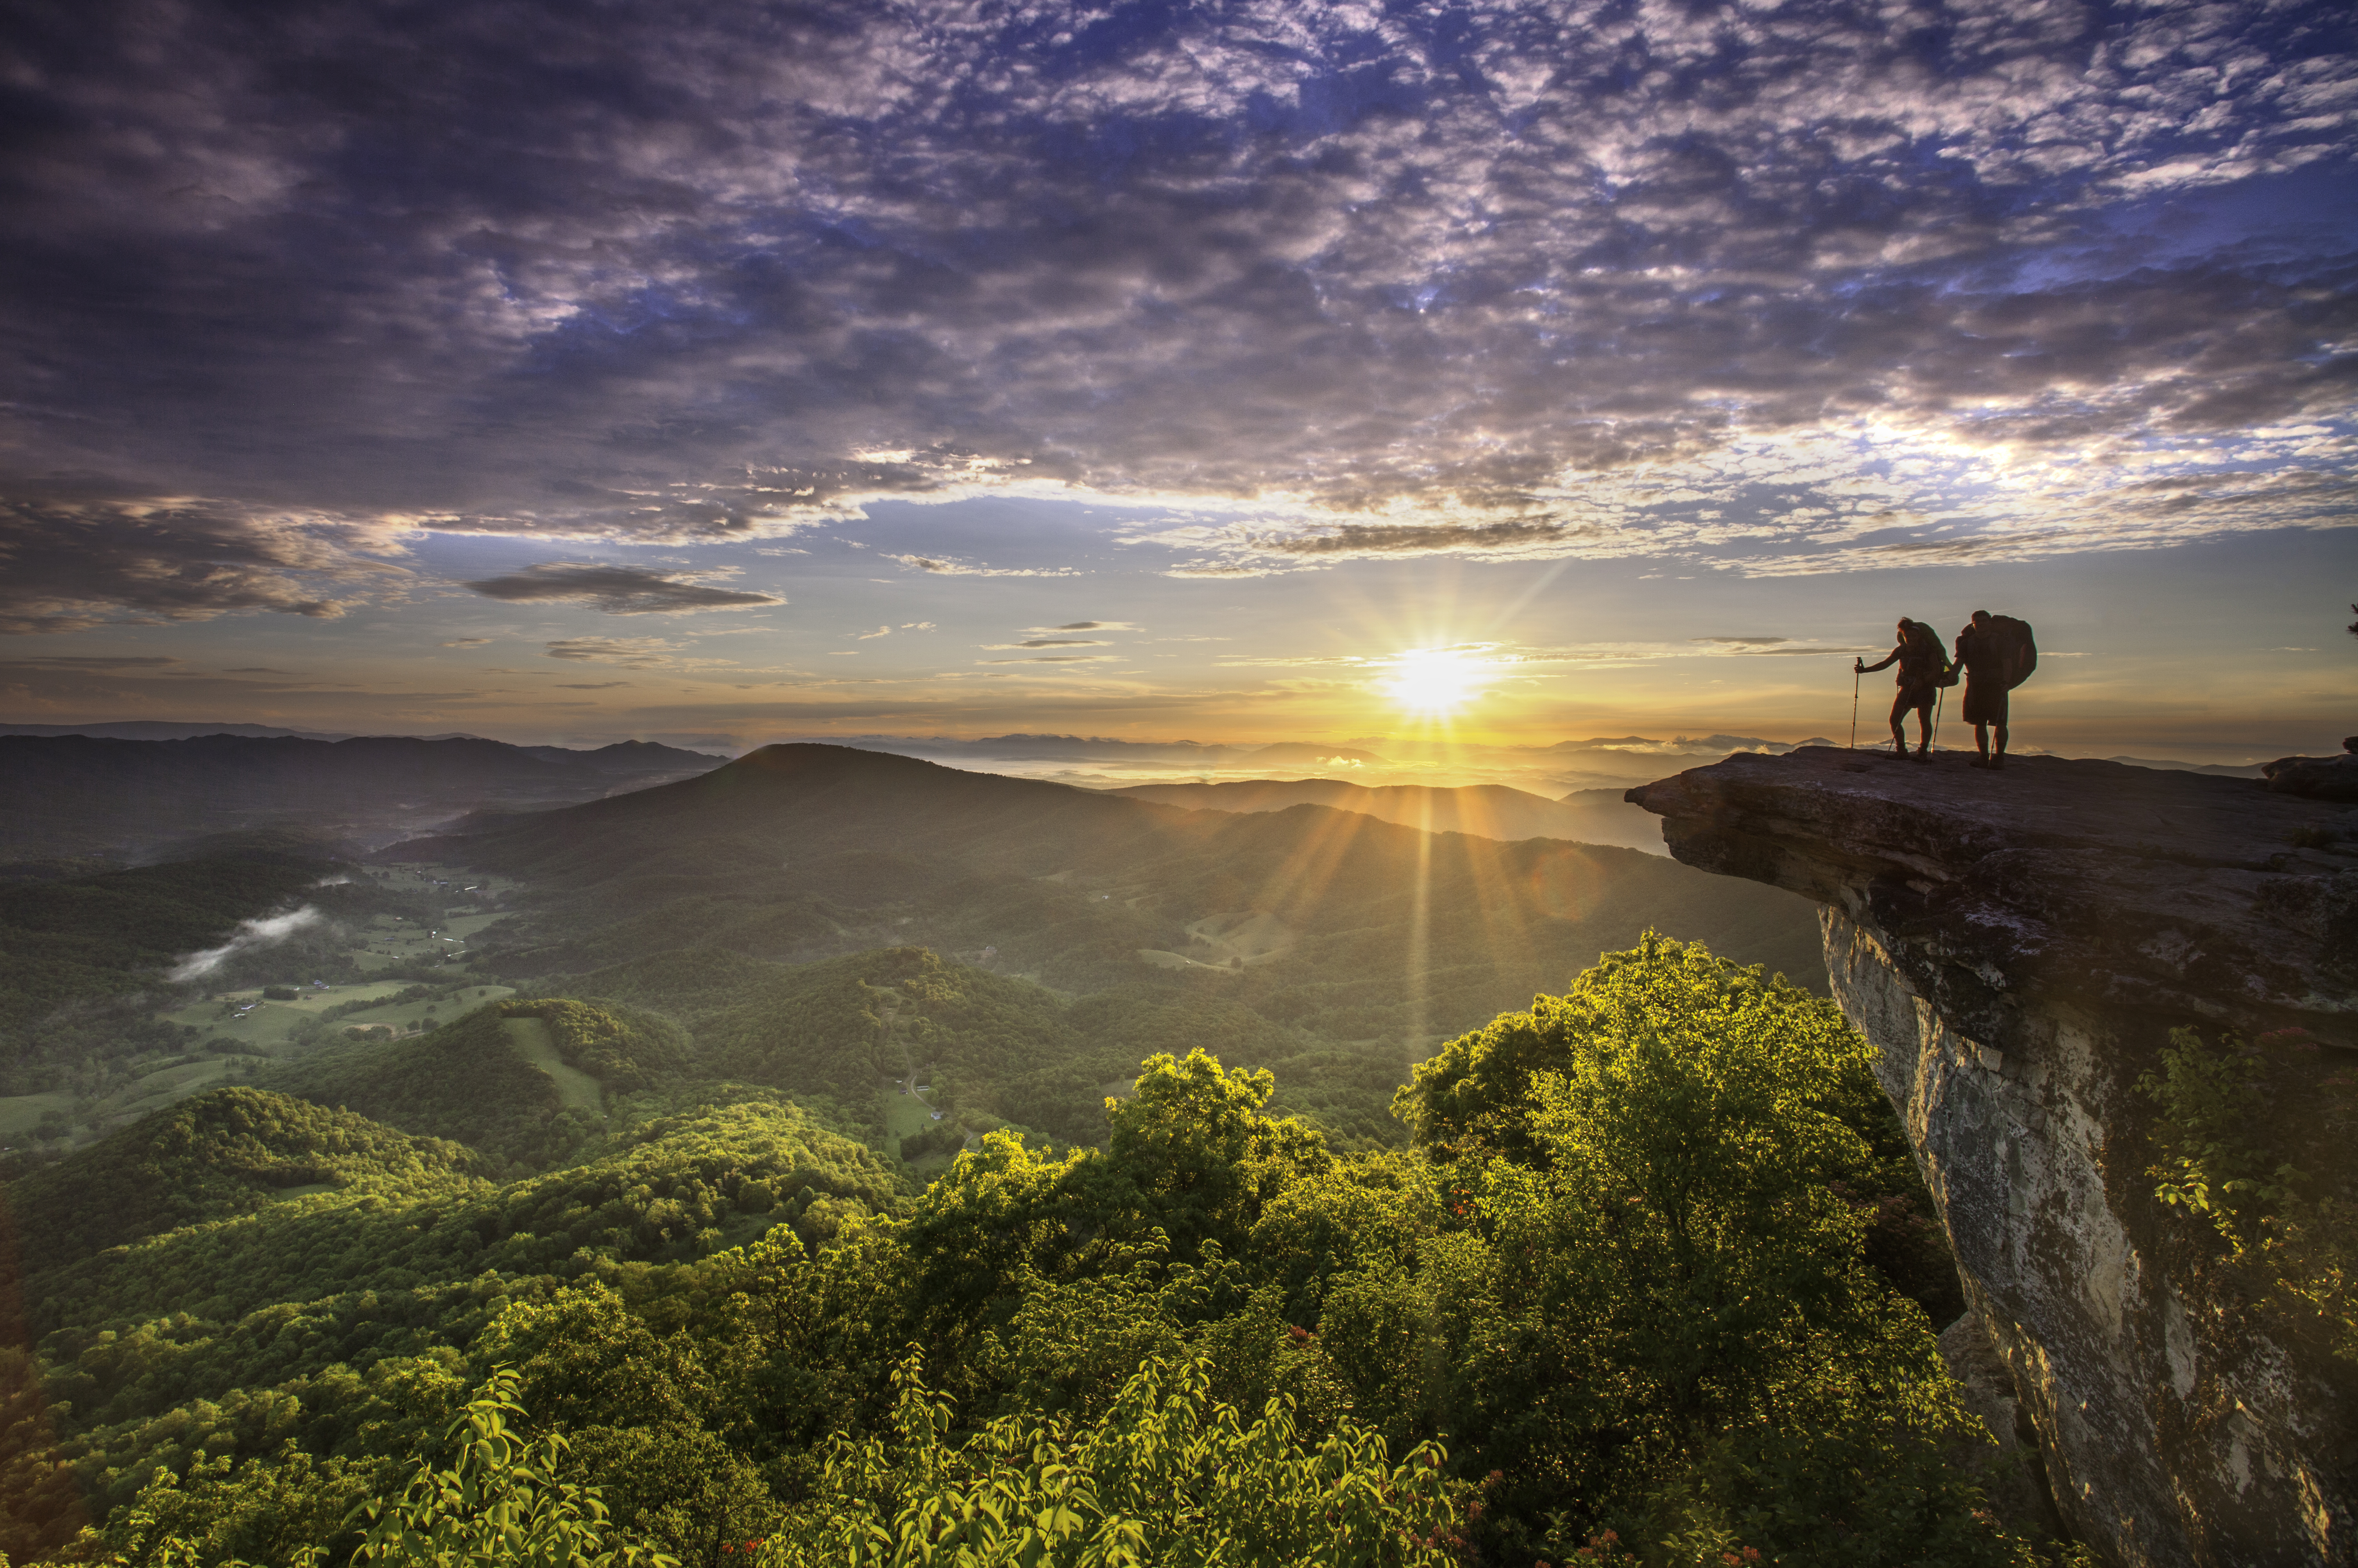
983;638;1112;649
852;625;892;638
544;636;698;667
0;0;2350;582
440;637;493;647
7;654;179;670
555;680;632;689
224;666;291;673
0;490;402;635
1256;521;1594;559
1693;637;1791;647
463;563;784;614
167;906;323;982
1025;621;1139;634
891;556;1083;578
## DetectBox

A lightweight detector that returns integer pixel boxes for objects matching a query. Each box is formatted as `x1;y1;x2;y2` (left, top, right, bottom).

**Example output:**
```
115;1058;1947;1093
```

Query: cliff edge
1629;747;2355;1568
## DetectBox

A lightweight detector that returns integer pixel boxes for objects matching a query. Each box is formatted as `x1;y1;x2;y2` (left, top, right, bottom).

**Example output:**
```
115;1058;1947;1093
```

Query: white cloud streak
168;906;325;982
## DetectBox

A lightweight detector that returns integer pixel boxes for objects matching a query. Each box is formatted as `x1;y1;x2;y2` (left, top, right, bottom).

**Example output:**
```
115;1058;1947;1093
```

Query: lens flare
1383;648;1486;717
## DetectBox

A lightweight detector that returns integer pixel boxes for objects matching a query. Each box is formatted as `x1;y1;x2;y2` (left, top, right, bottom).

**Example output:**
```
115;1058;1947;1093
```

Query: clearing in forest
1139;908;1298;972
501;1015;604;1114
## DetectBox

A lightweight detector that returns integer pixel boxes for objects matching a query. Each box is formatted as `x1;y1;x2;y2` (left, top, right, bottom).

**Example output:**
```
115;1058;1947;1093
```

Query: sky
2;0;2353;767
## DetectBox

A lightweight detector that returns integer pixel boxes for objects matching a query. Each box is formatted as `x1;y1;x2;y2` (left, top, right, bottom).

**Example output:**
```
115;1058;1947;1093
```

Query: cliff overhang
1630;748;2356;1568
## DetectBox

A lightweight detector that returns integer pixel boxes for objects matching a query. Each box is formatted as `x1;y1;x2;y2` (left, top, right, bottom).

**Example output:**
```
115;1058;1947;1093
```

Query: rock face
2263;745;2358;803
1627;748;2356;1568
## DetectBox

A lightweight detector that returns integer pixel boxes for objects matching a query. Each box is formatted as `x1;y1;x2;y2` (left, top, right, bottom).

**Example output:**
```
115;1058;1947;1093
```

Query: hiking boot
1991;756;2006;770
1970;758;1991;769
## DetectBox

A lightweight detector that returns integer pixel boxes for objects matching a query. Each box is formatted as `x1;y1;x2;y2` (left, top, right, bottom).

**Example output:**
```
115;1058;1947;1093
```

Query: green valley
0;745;2049;1566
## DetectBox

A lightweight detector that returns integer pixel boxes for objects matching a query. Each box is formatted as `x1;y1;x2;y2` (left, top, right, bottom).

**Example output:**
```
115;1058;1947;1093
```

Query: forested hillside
0;850;332;1033
421;743;1827;1145
0;939;2032;1566
0;745;2046;1564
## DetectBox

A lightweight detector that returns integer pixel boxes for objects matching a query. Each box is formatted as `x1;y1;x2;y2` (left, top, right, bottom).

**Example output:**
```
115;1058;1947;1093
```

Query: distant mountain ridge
1107;778;1666;854
0;733;727;860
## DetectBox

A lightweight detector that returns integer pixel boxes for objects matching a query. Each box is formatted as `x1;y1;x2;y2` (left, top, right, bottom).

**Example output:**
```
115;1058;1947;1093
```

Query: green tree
1375;934;2021;1564
762;1351;1466;1566
1091;1050;1330;1263
348;1367;675;1568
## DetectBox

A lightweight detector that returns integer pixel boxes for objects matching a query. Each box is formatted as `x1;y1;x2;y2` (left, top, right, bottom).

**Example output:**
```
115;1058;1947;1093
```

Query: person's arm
1857;647;1900;673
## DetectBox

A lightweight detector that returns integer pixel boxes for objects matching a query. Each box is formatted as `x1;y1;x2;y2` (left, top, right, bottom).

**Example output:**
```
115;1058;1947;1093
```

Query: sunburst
1382;647;1487;718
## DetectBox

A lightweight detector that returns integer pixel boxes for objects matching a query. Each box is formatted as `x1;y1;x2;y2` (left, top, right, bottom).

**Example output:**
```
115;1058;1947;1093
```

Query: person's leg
1913;700;1933;757
1888;691;1910;755
1972;721;1991;765
1992;721;2008;767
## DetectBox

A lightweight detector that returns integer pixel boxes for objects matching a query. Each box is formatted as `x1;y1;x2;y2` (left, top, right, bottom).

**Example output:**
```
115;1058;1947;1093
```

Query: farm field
881;1079;942;1148
349;864;519;969
0;1090;76;1146
93;1056;239;1123
162;981;515;1054
334;984;513;1039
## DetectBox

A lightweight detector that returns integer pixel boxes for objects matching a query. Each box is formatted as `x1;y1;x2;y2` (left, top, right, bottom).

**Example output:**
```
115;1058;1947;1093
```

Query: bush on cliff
2139;1024;2358;1366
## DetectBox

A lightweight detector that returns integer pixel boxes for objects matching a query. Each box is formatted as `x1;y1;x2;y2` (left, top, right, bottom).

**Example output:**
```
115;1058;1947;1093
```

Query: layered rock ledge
1628;747;2356;1568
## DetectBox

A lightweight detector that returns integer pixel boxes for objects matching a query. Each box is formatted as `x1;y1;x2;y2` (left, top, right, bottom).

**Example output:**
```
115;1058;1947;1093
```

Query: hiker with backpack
1953;609;2037;769
1854;618;1952;762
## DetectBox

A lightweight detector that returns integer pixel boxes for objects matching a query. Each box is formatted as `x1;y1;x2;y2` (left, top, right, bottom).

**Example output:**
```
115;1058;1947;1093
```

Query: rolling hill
4;1087;483;1282
0;734;727;859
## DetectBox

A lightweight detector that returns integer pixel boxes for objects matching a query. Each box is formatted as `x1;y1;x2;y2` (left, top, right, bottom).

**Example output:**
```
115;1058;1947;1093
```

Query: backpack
1986;615;2037;688
1900;620;1956;687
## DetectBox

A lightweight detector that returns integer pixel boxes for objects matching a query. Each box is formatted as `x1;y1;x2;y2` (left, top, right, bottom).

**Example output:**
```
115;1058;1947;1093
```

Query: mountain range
0;734;727;860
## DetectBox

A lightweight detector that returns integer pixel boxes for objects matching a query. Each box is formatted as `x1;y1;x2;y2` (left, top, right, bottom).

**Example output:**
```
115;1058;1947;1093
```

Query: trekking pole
1849;668;1860;750
1931;686;1944;757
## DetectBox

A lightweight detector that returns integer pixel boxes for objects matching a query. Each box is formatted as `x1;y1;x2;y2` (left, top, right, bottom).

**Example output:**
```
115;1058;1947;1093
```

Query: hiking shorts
1962;682;2008;724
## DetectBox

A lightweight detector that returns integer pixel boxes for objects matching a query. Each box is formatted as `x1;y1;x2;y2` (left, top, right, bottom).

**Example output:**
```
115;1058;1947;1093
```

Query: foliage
1;937;2026;1567
86;1444;368;1567
347;1368;675;1567
524;999;692;1091
761;1351;1466;1567
1377;935;2016;1562
2138;1026;2358;1363
257;998;684;1172
2138;1027;2300;1249
7;1089;481;1282
0;855;329;1029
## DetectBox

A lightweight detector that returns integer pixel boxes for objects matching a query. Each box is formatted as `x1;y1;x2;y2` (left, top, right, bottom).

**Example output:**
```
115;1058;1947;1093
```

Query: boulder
2262;745;2358;803
1628;747;2356;1568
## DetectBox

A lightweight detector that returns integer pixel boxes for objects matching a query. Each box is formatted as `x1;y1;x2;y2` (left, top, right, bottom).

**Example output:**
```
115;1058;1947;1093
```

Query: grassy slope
503;1016;604;1113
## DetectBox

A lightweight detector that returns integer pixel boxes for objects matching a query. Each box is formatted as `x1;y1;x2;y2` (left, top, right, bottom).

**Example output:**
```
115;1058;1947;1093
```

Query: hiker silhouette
1854;619;1950;762
1953;610;2037;769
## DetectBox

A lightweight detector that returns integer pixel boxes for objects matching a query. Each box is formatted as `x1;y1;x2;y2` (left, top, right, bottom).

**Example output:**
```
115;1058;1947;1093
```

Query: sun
1383;648;1486;718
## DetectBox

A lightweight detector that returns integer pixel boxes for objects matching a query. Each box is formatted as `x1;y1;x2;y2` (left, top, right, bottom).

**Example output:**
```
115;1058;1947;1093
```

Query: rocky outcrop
1628;748;2356;1567
2263;742;2358;803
